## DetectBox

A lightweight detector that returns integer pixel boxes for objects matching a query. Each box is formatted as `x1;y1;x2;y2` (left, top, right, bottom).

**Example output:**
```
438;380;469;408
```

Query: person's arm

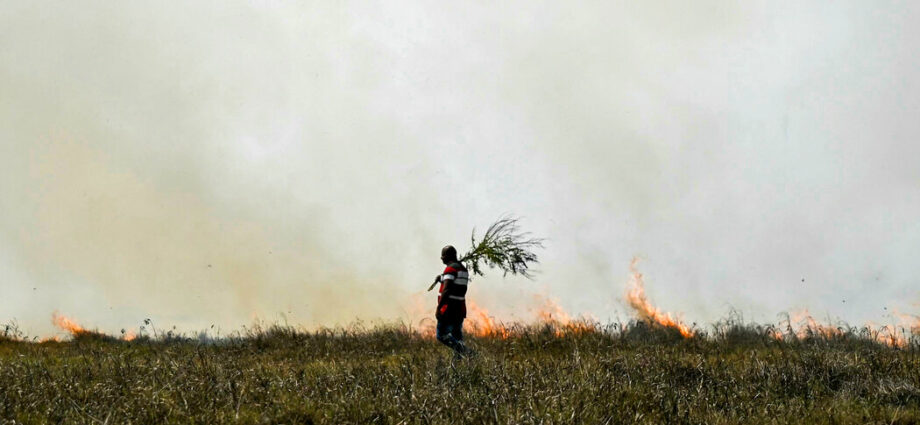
429;266;457;292
435;267;457;317
438;267;457;296
427;275;441;292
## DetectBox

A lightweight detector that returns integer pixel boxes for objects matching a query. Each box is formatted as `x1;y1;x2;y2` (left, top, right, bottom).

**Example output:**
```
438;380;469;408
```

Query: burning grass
46;312;133;343
1;320;920;424
625;257;694;338
5;259;919;422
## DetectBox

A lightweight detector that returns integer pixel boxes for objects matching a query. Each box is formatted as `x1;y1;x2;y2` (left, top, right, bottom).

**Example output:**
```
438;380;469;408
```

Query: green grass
1;322;919;424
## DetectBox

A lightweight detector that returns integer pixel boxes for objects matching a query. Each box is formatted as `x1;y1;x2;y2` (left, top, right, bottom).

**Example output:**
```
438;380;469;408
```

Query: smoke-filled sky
2;1;919;337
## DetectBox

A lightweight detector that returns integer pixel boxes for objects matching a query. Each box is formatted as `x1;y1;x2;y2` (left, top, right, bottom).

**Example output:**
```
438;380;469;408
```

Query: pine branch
459;216;544;279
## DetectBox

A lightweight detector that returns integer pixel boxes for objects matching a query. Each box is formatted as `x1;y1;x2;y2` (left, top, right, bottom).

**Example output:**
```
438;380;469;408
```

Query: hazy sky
2;1;919;337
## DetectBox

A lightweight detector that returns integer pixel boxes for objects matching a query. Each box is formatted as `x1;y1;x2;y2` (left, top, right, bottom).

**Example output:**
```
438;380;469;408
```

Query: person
428;245;471;357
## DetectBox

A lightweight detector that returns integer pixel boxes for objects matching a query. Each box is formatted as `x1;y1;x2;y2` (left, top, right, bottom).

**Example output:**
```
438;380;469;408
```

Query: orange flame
534;295;597;336
466;300;511;339
414;318;437;339
49;312;136;341
872;324;908;348
535;295;573;324
625;258;694;338
465;296;595;339
52;312;88;336
787;309;843;339
771;311;913;348
122;330;137;341
872;311;920;348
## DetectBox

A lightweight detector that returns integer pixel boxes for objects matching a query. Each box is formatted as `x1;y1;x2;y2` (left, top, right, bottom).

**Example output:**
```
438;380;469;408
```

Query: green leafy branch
460;216;545;279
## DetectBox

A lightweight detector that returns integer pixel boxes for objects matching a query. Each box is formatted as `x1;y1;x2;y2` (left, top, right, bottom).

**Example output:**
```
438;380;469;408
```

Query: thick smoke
2;1;919;336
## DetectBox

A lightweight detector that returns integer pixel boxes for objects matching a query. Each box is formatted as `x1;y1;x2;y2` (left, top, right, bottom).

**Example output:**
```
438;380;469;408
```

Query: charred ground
1;321;919;424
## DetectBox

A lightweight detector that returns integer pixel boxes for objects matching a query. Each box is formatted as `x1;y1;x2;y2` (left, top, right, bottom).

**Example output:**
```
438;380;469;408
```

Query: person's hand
427;275;441;291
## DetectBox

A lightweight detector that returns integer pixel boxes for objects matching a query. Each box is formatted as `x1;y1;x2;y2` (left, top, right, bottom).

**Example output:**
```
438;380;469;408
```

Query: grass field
1;321;919;424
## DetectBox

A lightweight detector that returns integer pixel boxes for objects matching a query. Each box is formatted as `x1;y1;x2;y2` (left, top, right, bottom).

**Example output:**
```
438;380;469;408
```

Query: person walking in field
429;245;471;357
425;217;543;357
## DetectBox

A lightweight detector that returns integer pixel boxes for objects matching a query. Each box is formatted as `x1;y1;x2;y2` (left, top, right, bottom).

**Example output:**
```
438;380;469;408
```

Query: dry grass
0;320;919;424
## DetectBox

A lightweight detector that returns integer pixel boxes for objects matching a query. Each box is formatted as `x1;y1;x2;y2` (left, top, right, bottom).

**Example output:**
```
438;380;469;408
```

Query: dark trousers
436;317;467;355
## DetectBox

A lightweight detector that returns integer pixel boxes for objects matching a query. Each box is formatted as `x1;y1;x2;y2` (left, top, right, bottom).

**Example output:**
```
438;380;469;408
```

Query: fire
465;296;596;339
407;296;513;339
534;295;597;336
535;295;573;324
52;312;88;337
49;312;136;341
871;324;908;348
771;311;914;348
122;330;137;341
872;311;920;348
415;319;437;338
625;258;694;338
465;300;511;339
769;311;849;342
409;271;599;339
787;309;843;339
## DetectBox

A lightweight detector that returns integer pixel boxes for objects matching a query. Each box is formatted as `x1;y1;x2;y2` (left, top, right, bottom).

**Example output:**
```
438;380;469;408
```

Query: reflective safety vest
436;262;469;320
